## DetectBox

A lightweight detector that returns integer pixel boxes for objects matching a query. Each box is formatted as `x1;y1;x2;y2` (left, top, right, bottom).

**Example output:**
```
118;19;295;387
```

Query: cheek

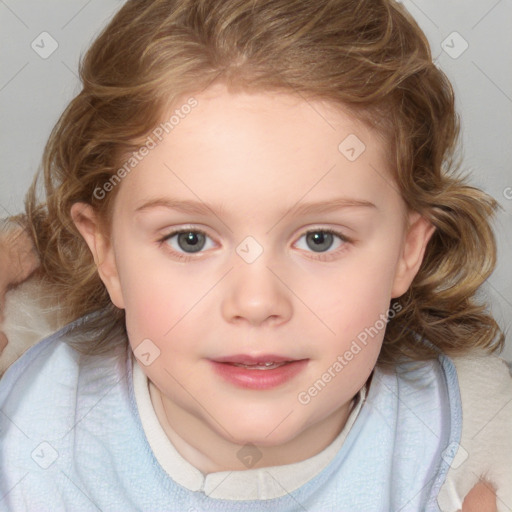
118;248;211;358
311;244;400;345
123;275;191;347
113;239;173;340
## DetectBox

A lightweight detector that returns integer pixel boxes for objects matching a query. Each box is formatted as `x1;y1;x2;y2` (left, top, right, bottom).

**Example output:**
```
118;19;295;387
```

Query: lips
212;354;298;365
209;355;309;389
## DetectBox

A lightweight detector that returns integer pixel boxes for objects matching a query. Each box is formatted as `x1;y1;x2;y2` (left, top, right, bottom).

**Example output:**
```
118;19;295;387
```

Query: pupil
307;231;333;252
178;232;205;253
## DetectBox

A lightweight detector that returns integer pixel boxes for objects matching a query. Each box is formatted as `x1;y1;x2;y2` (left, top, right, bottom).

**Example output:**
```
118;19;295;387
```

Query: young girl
0;0;510;510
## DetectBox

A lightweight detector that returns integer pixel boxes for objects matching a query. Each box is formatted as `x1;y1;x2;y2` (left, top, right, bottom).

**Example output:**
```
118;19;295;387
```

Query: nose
220;255;293;327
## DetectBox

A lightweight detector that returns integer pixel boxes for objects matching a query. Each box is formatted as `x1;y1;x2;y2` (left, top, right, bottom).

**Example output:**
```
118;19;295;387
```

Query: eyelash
157;227;352;262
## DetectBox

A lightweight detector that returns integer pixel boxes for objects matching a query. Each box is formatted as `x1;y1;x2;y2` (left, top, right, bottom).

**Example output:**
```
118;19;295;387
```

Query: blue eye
297;228;351;260
175;231;205;253
160;229;214;256
158;227;351;262
300;230;338;253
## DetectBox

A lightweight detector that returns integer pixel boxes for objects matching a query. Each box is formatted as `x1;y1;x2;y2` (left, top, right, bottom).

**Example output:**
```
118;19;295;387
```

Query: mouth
209;354;309;389
229;361;290;370
212;354;303;368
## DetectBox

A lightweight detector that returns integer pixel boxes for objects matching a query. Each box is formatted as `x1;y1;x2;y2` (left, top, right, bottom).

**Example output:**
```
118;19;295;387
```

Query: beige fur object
0;278;64;377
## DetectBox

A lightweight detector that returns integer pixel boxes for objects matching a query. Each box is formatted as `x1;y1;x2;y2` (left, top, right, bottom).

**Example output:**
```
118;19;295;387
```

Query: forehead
113;84;401;218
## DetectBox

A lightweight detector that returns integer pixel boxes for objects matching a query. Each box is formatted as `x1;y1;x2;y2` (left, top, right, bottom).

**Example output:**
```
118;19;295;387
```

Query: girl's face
74;83;434;470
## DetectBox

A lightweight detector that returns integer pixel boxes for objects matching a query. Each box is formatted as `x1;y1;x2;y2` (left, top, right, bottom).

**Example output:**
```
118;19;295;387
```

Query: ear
70;202;125;309
391;211;435;298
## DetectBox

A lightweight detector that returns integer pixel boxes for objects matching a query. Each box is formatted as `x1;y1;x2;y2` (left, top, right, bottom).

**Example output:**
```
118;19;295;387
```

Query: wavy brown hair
24;0;504;365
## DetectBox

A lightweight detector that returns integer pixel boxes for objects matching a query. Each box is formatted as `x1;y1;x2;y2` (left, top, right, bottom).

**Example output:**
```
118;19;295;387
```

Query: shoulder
437;351;512;512
0;330;82;501
0;329;82;438
0;319;128;446
0;319;131;504
0;326;79;394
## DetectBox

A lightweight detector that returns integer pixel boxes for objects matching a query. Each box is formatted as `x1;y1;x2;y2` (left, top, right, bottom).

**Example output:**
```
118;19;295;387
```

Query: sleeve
436;352;512;512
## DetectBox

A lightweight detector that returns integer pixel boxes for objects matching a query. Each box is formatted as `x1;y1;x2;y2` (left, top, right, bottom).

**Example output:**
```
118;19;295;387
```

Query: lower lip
209;360;308;390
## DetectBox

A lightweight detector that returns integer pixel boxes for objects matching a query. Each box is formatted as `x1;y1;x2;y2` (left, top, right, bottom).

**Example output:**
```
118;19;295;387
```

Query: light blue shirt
0;312;461;511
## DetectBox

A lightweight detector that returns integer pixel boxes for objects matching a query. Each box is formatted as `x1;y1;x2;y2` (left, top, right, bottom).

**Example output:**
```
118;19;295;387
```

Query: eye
294;228;350;259
158;226;351;262
159;228;215;257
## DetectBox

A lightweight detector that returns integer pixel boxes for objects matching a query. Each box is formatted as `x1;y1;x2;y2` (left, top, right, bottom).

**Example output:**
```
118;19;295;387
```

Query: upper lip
212;354;304;364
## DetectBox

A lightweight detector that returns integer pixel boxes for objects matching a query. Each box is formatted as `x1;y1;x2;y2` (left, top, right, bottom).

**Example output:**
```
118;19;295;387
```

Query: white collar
132;357;367;500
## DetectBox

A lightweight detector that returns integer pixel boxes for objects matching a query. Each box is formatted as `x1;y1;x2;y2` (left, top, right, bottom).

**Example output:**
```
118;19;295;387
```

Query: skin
65;83;494;507
72;82;434;469
0;223;39;352
461;481;497;512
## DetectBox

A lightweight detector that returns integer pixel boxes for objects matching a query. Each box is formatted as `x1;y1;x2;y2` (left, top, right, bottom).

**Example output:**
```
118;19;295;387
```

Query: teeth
232;361;288;370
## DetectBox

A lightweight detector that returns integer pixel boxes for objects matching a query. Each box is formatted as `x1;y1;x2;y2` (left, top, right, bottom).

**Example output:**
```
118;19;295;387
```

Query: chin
216;417;303;448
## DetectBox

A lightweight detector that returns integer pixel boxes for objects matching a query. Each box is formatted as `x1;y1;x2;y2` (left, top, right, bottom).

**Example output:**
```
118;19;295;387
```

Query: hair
24;0;505;367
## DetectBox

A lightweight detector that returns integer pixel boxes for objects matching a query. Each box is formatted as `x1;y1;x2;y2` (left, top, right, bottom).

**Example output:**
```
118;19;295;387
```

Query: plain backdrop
1;0;511;361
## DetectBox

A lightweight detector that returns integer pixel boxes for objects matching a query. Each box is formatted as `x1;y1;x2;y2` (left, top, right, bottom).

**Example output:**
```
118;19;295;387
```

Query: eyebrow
134;196;377;217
